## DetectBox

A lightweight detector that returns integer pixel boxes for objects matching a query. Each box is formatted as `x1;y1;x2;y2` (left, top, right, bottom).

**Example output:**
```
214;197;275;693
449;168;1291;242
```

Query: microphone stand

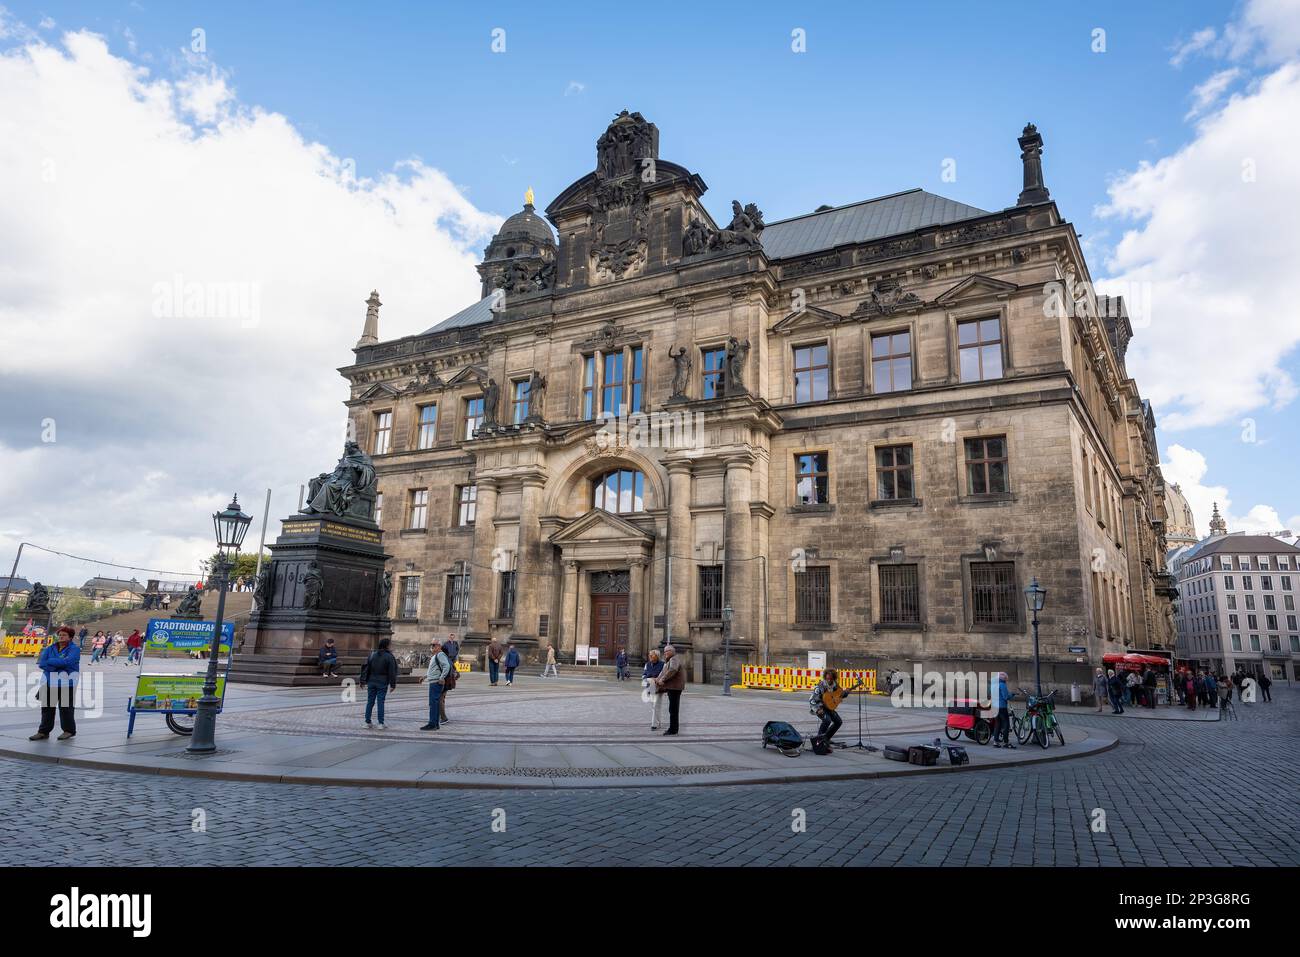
834;667;879;753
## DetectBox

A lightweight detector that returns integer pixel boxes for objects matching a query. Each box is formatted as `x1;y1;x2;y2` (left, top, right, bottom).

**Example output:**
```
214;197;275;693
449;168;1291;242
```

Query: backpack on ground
810;734;834;756
761;720;804;756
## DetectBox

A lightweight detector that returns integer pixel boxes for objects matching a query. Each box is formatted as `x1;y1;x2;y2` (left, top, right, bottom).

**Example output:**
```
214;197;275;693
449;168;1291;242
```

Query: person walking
1092;667;1109;713
1217;676;1231;714
541;644;558;678
615;647;629;681
504;643;520;685
420;639;451;731
76;626;88;645
89;631;107;664
1258;670;1272;703
642;648;665;730
655;644;685;735
1184;670;1197;710
107;632;124;662
1125;669;1140;707
1142;667;1157;709
991;672;1016;748
125;629;144;665
361;637;398;729
29;626;79;741
317;638;340;678
1107;668;1125;714
1203;670;1217;708
487;640;502;687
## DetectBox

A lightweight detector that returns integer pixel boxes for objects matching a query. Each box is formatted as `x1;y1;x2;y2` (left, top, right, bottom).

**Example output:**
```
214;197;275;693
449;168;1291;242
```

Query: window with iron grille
398;576;420;620
444;573;469;622
965;436;1009;495
879;564;920;624
497;571;516;620
539;614;550;638
970;561;1018;625
699;565;723;620
795;566;831;624
876;445;914;500
702;347;726;398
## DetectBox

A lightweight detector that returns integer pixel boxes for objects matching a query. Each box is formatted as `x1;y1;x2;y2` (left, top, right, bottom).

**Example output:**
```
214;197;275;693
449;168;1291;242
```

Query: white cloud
1161;445;1299;538
564;80;586;96
1184;67;1241;118
0;28;499;585
1238;0;1300;64
1170;26;1217;67
1097;60;1300;430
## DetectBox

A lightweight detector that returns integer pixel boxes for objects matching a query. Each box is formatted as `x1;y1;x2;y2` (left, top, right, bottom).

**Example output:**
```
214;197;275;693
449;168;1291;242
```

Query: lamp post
721;602;734;697
1024;576;1047;696
187;495;251;754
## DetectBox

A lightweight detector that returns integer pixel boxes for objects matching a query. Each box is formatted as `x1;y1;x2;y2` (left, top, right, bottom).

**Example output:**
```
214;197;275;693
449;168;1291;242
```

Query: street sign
1068;645;1087;654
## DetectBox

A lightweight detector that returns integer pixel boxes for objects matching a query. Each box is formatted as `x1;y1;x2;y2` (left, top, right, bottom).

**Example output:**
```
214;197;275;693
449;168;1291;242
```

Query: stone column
466;478;498;637
666;460;693;642
559;559;579;657
627;556;648;662
724;454;755;647
511;476;546;643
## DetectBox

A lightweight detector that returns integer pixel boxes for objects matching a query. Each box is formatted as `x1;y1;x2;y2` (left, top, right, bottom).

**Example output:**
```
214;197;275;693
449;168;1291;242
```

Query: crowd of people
83;627;143;665
1094;663;1274;715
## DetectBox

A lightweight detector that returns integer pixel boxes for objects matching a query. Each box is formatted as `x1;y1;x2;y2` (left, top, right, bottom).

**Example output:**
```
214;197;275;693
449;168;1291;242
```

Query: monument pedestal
233;512;406;686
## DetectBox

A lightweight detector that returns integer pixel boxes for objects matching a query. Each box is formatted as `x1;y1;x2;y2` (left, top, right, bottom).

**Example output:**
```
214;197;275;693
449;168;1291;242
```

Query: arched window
593;469;645;514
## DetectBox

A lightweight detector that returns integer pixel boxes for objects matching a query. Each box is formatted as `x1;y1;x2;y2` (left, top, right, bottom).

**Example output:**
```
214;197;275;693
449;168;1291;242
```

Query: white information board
588;647;599;665
808;651;827;671
575;643;590;665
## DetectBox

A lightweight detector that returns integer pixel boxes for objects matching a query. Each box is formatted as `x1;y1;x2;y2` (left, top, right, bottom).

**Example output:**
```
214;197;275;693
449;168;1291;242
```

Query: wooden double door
590;594;629;660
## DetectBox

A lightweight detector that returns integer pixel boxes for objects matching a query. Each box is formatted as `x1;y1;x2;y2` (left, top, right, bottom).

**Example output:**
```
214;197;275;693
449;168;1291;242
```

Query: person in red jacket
125;629;144;665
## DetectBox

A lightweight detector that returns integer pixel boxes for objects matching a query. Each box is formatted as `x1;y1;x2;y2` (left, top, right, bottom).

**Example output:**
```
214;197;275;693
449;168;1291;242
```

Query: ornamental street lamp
721;602;734;697
1024;576;1047;696
187;495;251;754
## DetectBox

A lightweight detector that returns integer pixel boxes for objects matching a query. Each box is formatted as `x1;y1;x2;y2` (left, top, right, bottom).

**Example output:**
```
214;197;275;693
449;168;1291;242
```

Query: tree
205;551;269;584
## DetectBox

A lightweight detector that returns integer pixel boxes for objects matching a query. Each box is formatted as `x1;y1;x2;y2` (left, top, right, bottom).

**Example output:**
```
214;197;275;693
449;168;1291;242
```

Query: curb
0;729;1119;791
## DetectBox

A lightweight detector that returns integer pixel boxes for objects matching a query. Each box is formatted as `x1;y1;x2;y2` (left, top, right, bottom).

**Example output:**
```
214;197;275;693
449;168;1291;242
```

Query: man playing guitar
809;668;846;748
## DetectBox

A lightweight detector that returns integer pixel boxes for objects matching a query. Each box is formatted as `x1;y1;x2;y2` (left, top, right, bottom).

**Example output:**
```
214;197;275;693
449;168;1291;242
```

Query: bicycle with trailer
944;698;997;745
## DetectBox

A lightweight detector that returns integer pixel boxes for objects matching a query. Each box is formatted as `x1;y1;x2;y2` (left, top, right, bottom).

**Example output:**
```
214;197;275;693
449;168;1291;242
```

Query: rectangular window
444;574;469;623
1248;614;1258;630
876;444;915;500
879;564;921;625
1287;595;1295;611
958;317;1004;382
375;492;383;525
965;436;1009;495
417;404;438;449
1227;595;1237;610
794;567;831;625
795;452;829;505
1265;594;1276;611
702;347;726;399
1267;615;1278;630
1229;614;1239;629
512;379;531;424
793;342;830;403
1246;595;1256;611
871;331;912;393
602;351;625;414
629;346;644;413
407;489;428;530
699;565;723;621
971;561;1018;625
1231;633;1242;651
1290;615;1299;630
399;576;420;620
1262;575;1273;590
1243;575;1253;590
1224;575;1234;590
1290;635;1300;653
1283;576;1293;590
1249;634;1261;651
464;397;484;439
372;411;393;455
497;571;516;620
1269;634;1281;652
582;355;597;420
456;485;477;527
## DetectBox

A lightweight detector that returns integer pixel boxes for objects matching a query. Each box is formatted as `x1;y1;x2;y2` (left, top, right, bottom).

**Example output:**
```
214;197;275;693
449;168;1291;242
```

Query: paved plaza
1;655;1296;866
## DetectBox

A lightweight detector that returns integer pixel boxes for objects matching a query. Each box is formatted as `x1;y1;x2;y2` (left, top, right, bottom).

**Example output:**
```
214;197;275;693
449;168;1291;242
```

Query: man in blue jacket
992;672;1016;749
30;626;80;741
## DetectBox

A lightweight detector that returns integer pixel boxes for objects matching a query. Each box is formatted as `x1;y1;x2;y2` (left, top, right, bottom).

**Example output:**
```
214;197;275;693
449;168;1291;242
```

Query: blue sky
2;0;1296;583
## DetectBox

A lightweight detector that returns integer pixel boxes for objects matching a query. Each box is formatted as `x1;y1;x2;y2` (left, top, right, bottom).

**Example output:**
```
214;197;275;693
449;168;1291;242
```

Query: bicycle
1018;687;1065;748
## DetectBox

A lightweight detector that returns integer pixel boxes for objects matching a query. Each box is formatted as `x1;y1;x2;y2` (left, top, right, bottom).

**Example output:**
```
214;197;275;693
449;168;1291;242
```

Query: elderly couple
640;644;686;735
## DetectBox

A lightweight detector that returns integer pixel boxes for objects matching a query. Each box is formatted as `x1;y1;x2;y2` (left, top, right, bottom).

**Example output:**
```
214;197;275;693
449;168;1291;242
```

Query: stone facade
337;112;1177;689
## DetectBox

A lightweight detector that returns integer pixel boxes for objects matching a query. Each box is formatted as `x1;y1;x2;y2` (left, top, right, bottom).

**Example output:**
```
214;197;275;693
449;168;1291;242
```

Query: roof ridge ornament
1016;122;1051;206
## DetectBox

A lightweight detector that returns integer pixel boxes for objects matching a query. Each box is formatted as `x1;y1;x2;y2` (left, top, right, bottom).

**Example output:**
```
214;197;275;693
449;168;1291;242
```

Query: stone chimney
1016;123;1051;206
356;290;381;349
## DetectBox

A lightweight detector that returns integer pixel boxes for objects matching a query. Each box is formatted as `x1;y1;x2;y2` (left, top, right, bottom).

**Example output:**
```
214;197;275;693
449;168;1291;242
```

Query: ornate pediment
549;507;654;546
771;305;845;335
934;274;1019;305
355;381;403;401
849;279;925;319
443;364;488;388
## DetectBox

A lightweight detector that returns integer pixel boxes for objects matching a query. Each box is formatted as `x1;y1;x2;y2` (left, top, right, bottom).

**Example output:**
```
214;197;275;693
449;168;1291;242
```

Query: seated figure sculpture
301;441;378;521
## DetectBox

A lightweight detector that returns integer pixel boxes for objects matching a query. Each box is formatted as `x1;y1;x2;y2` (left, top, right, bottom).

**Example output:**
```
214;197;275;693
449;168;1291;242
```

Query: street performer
809;668;845;749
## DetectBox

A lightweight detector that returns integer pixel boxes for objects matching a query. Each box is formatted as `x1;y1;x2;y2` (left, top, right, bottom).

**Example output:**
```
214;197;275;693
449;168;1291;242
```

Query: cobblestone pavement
2;685;1295;866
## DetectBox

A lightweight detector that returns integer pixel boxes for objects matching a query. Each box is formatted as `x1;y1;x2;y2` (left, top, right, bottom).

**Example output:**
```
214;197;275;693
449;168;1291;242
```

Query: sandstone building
338;112;1178;686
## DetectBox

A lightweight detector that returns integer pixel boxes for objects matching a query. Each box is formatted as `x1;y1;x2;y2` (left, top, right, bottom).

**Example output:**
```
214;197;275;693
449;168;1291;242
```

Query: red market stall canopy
1103;653;1170;669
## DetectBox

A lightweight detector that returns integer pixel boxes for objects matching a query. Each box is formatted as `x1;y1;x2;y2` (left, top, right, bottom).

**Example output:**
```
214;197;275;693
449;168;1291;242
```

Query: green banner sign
131;673;225;712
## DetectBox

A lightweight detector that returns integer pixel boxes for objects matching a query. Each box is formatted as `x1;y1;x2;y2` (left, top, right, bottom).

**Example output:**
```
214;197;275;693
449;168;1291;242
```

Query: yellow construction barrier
455;660;471;673
0;635;51;657
739;665;875;694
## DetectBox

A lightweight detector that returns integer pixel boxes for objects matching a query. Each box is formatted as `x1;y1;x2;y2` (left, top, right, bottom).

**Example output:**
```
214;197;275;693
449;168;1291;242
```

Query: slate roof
422;188;988;335
0;577;32;592
758;189;989;260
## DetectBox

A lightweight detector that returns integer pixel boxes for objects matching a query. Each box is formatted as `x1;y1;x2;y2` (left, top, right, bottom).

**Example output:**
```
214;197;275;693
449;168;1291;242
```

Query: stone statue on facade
252;565;272;611
302;441;378;520
481;378;501;429
174;585;203;618
23;582;50;613
378;571;393;616
711;201;765;250
596;111;656;180
302;561;325;610
682;217;713;256
668;345;692;398
525;372;547;422
725;336;750;394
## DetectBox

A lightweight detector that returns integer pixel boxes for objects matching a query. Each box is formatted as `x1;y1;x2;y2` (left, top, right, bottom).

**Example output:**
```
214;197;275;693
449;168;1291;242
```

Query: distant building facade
1170;514;1300;682
338;112;1177;687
